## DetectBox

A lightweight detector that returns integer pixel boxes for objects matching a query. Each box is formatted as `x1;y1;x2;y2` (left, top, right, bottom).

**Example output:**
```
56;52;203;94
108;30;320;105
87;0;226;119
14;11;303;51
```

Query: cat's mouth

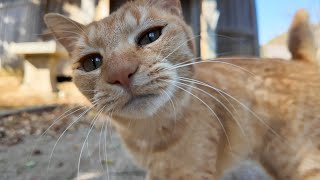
123;93;157;108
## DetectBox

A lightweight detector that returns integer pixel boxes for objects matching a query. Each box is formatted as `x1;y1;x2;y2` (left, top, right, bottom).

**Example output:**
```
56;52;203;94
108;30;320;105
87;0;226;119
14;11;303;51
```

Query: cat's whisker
104;121;109;180
46;102;99;179
159;32;247;63
107;111;114;145
97;110;113;180
103;112;112;180
178;76;244;124
85;117;98;164
98;116;107;172
160;89;177;124
168;59;254;76
203;32;248;42
158;36;180;62
167;53;261;72
28;105;83;162
210;84;251;146
160;35;200;62
162;80;233;153
77;105;106;180
175;80;248;141
177;77;291;147
169;57;201;68
30;96;97;164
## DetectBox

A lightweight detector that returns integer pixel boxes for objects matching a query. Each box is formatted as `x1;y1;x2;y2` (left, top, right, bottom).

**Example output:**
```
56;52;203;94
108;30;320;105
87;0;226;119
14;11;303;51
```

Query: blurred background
0;0;319;180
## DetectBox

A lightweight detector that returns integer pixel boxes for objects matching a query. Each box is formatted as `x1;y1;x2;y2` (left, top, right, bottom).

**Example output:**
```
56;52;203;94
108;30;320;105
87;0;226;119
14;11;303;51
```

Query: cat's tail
288;9;317;63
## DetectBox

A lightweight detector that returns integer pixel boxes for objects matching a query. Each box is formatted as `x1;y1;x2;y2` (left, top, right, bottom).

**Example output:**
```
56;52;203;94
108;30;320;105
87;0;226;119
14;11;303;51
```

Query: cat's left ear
44;13;85;53
139;0;183;18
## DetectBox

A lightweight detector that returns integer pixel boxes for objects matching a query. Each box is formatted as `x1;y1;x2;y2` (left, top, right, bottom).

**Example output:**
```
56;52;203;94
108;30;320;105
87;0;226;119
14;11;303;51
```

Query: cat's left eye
79;53;103;72
137;28;162;46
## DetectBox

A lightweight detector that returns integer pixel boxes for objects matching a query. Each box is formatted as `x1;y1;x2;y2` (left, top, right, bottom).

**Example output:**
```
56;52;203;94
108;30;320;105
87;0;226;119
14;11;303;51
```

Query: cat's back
195;58;320;118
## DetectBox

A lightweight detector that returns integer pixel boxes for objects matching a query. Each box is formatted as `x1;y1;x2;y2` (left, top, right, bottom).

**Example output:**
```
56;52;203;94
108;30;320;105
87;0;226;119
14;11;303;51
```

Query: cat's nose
106;61;138;88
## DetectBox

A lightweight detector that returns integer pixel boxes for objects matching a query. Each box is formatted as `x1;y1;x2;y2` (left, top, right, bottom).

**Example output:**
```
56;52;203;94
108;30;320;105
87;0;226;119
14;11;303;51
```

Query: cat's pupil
148;32;156;41
138;28;162;46
81;53;103;72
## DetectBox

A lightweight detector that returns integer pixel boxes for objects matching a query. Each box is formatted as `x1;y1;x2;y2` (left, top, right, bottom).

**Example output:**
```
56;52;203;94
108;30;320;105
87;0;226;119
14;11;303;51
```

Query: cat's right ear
44;13;85;53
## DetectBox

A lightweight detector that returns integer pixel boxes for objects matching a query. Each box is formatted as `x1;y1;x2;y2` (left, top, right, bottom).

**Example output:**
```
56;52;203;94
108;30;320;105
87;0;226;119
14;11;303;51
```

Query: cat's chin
106;89;172;120
124;94;157;108
119;93;166;119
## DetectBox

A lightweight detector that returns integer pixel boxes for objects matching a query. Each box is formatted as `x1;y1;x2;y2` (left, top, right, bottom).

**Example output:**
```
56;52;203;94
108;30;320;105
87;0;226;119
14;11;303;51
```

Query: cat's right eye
137;27;162;46
79;53;103;72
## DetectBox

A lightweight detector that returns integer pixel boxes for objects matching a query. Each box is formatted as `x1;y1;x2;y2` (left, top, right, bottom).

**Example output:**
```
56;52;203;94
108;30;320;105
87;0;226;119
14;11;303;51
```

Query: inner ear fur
44;13;85;53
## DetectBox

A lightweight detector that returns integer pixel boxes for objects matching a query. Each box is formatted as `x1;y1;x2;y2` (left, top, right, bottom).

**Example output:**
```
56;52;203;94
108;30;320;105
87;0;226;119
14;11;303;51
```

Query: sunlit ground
0;69;144;180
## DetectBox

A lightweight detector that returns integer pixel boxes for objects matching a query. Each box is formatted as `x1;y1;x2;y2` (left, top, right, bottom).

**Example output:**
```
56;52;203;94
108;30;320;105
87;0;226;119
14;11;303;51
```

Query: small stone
107;160;114;165
32;149;42;156
57;162;64;168
25;160;37;169
101;159;114;166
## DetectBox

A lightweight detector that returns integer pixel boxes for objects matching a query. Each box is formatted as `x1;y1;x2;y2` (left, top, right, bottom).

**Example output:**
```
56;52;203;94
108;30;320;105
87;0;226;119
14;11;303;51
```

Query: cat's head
44;0;195;119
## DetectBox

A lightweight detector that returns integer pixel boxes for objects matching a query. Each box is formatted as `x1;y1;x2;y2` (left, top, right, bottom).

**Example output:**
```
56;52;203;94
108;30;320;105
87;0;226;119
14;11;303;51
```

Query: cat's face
45;0;195;119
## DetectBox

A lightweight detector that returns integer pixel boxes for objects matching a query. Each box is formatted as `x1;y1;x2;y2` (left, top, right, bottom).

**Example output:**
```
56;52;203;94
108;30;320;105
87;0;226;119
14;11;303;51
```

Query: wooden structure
0;0;259;92
0;0;42;56
5;41;68;92
0;0;259;58
216;0;259;56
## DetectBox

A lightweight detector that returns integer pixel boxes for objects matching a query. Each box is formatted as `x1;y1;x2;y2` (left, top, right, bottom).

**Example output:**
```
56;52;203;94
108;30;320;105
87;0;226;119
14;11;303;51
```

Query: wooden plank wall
0;0;259;59
182;0;201;57
216;0;259;56
0;0;84;56
0;0;41;56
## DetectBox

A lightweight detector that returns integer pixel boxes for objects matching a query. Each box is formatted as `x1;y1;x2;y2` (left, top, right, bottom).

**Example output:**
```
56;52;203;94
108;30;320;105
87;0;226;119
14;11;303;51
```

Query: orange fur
45;1;320;180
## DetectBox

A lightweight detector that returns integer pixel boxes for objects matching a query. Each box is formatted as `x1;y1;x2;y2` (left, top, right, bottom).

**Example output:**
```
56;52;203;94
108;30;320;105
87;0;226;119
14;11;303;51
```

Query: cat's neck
111;98;191;152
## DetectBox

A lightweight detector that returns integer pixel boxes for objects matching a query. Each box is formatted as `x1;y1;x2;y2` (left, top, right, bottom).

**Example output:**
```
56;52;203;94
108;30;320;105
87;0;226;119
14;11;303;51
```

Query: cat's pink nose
106;61;138;88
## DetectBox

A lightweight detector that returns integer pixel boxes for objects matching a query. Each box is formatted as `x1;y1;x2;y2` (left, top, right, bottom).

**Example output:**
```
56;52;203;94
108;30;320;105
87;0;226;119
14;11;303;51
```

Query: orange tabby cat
44;0;320;179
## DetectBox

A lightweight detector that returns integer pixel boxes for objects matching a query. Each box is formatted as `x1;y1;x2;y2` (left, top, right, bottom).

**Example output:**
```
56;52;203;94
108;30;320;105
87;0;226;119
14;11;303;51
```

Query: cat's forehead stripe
125;11;138;28
123;5;148;28
137;6;148;24
88;25;97;42
130;6;142;25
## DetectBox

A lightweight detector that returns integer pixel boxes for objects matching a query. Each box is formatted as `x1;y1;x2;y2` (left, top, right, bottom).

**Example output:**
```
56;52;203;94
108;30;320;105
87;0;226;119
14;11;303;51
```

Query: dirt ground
0;75;145;180
0;75;89;108
1;124;145;180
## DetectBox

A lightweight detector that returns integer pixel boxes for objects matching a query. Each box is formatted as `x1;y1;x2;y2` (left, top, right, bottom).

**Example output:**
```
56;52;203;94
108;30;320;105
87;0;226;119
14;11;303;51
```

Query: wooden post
189;0;202;58
250;0;260;56
216;0;260;56
49;56;59;93
81;0;95;23
95;0;110;21
201;0;219;59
